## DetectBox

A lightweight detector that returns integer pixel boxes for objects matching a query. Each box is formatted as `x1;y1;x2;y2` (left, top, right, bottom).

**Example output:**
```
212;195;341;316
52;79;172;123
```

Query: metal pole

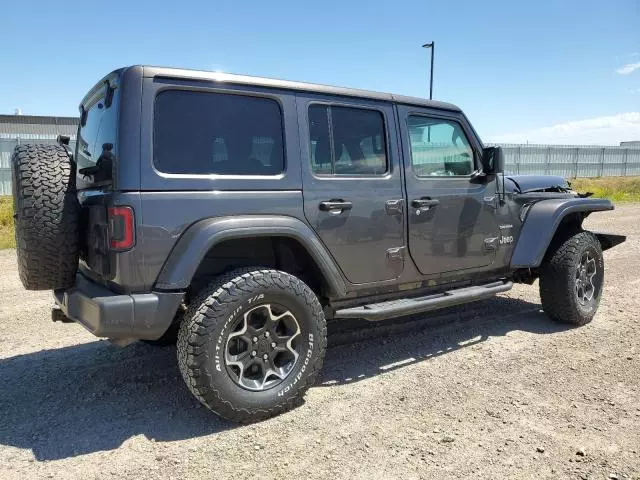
422;42;435;100
429;43;434;100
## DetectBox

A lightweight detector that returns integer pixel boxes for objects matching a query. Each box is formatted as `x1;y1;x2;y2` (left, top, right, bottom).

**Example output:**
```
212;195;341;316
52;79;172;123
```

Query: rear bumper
54;274;184;340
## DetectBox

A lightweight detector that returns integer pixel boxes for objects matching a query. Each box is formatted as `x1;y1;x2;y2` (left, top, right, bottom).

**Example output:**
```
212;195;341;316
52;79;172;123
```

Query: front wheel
539;231;604;326
177;268;327;423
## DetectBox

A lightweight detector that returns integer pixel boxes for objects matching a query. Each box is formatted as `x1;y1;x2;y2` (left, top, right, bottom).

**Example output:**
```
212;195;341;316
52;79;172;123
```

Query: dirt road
1;204;639;479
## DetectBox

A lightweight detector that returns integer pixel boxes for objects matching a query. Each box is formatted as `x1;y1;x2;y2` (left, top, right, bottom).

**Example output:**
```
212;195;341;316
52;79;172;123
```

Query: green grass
0;176;639;250
0;196;15;250
570;176;640;202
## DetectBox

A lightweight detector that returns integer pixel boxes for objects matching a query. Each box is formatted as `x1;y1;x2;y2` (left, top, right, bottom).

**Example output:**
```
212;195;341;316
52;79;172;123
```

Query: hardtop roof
139;65;462;112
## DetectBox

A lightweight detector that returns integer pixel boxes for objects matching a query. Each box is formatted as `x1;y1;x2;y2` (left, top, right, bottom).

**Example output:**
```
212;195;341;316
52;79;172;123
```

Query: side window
76;82;119;188
309;105;332;174
154;90;284;175
407;116;474;177
309;104;388;176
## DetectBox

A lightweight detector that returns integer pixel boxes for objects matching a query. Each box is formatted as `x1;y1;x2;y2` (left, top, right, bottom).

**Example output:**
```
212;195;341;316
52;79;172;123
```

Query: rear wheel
177;268;327;423
539;231;604;326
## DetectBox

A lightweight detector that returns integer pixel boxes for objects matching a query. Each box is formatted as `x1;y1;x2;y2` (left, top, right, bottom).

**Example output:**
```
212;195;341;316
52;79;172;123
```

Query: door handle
411;198;440;208
411;198;439;216
319;200;353;212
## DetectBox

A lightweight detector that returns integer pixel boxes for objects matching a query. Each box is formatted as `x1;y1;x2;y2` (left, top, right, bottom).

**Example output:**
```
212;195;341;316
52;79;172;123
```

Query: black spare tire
11;144;80;290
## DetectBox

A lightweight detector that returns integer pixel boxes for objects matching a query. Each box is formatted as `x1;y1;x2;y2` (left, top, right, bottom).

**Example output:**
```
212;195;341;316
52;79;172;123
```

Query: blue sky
1;0;638;144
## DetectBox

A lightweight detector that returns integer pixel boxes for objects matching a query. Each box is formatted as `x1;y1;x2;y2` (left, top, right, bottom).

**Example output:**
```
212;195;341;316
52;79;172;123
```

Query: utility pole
422;42;435;99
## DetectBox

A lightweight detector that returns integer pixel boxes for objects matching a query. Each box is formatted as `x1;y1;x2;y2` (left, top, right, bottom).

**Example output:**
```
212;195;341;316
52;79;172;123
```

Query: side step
334;280;513;321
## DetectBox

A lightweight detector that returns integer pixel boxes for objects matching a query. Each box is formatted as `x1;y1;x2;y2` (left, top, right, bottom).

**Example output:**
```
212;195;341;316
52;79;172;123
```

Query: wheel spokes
575;252;598;305
224;303;302;391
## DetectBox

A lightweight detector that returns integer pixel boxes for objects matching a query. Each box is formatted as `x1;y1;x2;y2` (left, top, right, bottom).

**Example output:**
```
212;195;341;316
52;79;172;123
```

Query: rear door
397;105;499;275
75;73;121;279
297;95;405;284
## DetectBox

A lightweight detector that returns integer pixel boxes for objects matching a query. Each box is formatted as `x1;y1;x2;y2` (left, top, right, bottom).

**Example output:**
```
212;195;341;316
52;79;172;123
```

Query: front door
397;106;499;276
298;95;405;284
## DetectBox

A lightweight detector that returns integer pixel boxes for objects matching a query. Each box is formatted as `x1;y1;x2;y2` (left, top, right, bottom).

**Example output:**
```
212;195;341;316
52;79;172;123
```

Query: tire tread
539;231;603;326
11;144;79;290
176;268;327;423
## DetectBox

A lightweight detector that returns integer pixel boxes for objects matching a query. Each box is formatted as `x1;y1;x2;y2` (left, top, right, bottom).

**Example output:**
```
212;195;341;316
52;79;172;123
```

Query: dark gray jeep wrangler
11;66;625;423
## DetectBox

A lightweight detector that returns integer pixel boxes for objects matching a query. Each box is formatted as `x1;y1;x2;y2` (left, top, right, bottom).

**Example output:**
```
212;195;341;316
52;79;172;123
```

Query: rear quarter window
153;90;285;176
75;83;119;188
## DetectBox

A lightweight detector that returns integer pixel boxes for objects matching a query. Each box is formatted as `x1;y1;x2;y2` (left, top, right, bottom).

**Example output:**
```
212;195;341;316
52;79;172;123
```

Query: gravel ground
1;204;639;480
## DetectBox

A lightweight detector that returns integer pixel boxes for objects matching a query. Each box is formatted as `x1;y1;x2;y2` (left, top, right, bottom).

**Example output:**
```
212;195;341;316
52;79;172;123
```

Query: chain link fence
1;139;640;195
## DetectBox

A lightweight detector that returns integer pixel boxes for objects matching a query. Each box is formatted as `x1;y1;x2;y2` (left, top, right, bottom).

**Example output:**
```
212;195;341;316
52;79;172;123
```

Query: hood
505;174;571;194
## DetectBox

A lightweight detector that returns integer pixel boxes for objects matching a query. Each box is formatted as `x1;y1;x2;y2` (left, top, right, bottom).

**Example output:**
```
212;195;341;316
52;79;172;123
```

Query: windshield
75;77;119;189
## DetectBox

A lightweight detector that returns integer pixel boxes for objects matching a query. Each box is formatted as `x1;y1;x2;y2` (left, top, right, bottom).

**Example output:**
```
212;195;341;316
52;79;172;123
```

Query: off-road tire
177;268;327;423
539;231;604;326
11;144;80;290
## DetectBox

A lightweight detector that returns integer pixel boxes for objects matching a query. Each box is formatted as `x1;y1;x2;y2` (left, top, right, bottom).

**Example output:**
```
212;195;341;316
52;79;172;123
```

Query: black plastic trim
154;215;347;297
54;273;184;340
510;198;614;268
593;231;626;250
334;280;512;321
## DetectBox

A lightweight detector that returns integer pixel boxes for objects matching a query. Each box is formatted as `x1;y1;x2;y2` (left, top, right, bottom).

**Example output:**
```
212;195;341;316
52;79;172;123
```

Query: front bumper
54;274;184;340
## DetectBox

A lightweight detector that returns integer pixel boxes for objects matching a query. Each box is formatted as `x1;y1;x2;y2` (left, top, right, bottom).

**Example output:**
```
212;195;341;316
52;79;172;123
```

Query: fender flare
510;198;614;268
154;215;347;297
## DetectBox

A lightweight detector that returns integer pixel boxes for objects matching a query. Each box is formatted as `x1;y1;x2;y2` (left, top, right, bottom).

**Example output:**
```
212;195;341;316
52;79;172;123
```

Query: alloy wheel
575;252;598;306
224;303;301;391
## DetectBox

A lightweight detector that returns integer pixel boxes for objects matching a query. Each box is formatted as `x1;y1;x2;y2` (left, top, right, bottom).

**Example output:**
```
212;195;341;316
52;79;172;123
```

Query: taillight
108;206;135;251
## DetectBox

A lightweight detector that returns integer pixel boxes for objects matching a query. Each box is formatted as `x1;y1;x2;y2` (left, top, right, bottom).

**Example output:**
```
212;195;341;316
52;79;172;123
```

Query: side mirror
482;146;505;175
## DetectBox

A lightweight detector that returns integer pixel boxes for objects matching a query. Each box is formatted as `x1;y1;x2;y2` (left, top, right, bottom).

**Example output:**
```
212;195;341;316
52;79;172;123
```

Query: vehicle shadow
321;295;568;386
0;295;569;461
0;341;232;461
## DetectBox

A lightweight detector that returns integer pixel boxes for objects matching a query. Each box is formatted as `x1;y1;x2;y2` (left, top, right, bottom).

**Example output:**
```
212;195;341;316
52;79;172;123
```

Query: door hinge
385;199;404;215
386;246;405;260
483;236;499;251
483;195;498;209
